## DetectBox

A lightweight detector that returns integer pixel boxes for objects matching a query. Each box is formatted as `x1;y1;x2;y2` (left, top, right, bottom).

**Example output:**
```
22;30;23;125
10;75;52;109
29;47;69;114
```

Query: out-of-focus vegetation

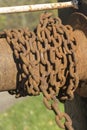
0;0;58;30
0;95;64;130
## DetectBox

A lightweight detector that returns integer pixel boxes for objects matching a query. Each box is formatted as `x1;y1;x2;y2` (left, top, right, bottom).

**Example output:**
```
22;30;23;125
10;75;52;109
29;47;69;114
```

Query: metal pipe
0;2;76;14
0;38;17;91
76;30;87;97
0;29;87;92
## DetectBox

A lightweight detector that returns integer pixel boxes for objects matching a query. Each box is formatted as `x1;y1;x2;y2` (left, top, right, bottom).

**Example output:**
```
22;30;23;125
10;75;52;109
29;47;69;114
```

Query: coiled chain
0;12;79;130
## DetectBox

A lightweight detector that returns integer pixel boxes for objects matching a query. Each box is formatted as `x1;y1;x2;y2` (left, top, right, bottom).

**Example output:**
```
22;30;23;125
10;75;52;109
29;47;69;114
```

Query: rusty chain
0;12;79;130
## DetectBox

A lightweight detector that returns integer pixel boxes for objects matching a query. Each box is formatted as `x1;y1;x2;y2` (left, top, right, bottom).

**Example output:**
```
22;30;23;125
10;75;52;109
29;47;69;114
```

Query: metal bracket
72;0;79;9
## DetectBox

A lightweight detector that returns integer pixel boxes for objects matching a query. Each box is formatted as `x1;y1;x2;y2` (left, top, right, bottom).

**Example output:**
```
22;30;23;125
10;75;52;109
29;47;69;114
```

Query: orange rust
0;38;17;91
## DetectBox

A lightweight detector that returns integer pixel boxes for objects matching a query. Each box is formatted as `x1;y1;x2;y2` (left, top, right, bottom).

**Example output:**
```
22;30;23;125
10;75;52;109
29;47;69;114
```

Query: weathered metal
0;38;17;91
57;1;87;130
64;11;87;130
67;12;87;97
0;12;87;130
0;2;77;14
0;13;78;129
68;12;87;37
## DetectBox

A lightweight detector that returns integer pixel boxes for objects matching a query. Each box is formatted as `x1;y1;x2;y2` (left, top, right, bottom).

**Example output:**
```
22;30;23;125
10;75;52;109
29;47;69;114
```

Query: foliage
0;95;64;130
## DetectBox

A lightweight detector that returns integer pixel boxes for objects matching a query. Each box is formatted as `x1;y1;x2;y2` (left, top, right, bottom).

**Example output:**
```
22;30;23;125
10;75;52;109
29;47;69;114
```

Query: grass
0;94;64;130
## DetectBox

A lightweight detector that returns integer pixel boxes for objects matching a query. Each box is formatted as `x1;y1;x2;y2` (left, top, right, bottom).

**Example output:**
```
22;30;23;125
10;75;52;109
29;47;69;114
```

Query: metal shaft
0;38;17;91
0;2;75;14
0;28;86;92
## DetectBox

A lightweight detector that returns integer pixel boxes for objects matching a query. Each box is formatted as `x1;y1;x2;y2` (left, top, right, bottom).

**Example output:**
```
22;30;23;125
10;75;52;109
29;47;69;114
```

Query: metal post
0;2;75;14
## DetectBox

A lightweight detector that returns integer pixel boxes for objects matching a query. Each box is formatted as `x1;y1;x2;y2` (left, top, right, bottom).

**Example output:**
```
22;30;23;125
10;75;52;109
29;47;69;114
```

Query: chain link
0;12;79;130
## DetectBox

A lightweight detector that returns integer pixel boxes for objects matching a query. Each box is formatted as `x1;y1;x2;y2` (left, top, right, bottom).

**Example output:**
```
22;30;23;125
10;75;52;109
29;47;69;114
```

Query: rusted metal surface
65;12;87;130
0;13;79;130
68;12;87;97
68;12;87;36
74;30;87;97
57;1;87;130
0;12;87;130
0;1;77;14
0;38;17;91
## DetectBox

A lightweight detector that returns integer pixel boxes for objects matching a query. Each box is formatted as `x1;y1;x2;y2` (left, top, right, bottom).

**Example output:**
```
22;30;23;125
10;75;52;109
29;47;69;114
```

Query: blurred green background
0;0;64;130
0;0;58;30
0;95;64;130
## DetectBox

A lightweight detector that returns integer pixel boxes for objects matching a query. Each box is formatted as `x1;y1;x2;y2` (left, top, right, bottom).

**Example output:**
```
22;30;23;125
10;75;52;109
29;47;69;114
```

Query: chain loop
0;12;79;130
